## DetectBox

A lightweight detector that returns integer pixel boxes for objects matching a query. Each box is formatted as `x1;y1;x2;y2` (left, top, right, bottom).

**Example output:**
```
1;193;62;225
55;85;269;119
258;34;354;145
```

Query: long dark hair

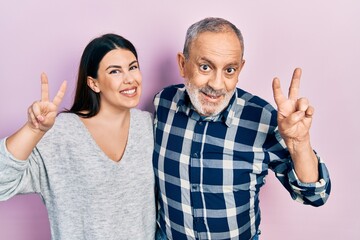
65;33;138;118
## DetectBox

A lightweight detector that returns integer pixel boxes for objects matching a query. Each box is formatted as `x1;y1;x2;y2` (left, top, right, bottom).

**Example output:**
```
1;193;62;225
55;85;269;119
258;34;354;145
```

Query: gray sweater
0;109;156;240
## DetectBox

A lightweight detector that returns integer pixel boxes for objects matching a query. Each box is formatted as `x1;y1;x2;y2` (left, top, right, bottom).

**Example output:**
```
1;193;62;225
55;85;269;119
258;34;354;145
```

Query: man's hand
272;68;313;149
272;68;319;182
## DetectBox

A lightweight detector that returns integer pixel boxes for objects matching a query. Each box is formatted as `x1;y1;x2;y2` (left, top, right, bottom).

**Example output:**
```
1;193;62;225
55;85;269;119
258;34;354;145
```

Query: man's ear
87;77;100;93
177;52;186;78
239;59;246;73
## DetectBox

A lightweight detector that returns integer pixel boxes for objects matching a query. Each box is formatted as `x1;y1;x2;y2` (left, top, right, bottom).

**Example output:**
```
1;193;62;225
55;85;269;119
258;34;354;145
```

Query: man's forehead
192;31;242;52
190;32;242;64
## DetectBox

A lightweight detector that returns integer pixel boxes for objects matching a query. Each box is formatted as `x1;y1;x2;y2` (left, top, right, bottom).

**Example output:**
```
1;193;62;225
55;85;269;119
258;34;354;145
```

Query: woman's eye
109;69;121;74
129;65;139;71
200;64;211;71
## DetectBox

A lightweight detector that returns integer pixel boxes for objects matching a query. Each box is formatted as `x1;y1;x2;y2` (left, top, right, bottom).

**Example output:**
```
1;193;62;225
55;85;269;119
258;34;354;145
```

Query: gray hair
183;17;244;59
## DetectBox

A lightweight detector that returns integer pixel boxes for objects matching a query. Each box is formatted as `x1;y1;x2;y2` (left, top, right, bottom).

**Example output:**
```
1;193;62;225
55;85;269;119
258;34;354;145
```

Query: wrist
285;134;312;156
285;135;319;183
25;121;47;134
6;122;46;160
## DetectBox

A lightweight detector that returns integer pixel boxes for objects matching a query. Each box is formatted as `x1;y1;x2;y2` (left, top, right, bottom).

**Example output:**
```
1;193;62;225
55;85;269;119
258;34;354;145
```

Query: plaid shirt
153;84;331;240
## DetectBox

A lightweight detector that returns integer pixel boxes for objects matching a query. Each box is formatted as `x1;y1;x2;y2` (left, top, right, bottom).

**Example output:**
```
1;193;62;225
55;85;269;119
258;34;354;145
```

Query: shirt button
198;122;203;125
191;184;199;191
193;152;199;158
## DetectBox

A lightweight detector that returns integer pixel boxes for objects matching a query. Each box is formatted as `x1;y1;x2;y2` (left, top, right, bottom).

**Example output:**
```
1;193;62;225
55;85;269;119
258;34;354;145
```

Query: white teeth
121;89;136;94
207;94;217;99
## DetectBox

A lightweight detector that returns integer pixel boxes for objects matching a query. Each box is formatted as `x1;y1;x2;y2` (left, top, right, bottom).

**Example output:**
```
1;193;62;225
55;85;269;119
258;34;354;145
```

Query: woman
0;34;156;239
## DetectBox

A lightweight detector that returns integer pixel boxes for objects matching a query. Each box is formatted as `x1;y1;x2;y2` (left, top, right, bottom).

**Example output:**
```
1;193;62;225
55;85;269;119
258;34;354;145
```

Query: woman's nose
123;72;134;84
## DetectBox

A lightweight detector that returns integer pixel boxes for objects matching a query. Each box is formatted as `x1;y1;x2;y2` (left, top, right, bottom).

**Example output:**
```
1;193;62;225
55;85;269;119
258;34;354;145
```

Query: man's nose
208;71;225;91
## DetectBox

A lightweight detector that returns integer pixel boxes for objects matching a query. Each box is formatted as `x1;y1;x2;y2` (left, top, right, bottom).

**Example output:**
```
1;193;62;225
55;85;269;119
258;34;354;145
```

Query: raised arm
272;68;319;183
6;73;67;160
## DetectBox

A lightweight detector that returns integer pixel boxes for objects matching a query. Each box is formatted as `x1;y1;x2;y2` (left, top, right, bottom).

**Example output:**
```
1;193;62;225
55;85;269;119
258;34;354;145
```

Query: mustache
199;85;227;97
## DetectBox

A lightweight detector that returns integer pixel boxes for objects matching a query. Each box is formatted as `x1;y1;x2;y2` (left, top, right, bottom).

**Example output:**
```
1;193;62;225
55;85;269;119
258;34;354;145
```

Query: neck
92;107;131;125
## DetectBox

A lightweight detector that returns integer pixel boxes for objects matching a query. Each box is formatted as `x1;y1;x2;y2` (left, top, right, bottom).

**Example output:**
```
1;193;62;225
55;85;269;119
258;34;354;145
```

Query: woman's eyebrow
106;65;122;70
105;60;138;70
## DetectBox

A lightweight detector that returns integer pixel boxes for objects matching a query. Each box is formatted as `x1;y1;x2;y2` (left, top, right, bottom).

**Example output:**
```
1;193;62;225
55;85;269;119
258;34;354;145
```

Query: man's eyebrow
197;57;214;65
198;57;240;67
226;61;241;67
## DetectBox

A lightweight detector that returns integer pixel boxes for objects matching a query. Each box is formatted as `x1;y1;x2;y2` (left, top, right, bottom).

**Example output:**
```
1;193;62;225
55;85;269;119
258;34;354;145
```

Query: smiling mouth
202;92;223;100
205;94;219;99
120;88;136;95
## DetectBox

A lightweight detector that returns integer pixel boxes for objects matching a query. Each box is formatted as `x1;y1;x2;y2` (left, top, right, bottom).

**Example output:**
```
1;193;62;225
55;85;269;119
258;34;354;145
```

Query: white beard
185;81;235;117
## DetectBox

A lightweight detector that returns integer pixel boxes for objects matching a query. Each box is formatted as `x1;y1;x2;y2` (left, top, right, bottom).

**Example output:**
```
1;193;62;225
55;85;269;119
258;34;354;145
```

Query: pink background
0;0;359;239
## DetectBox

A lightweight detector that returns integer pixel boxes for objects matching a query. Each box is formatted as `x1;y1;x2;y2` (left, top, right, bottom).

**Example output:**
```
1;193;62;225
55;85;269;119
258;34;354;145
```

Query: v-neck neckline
72;111;132;165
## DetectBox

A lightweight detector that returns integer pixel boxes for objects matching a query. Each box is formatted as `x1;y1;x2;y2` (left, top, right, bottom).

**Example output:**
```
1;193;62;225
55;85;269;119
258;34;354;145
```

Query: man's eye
200;64;211;71
226;68;236;74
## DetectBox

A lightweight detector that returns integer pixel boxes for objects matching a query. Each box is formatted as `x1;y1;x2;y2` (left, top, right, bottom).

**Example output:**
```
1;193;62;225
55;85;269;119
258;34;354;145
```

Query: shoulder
130;109;153;128
56;112;78;121
45;113;81;136
233;88;278;127
37;113;82;149
154;84;185;101
53;112;81;128
130;109;153;142
130;108;153;120
154;84;185;110
236;88;276;113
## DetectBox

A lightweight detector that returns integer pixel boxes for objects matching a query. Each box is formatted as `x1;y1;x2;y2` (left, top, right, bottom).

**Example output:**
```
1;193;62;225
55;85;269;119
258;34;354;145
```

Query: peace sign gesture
272;68;314;149
28;73;67;132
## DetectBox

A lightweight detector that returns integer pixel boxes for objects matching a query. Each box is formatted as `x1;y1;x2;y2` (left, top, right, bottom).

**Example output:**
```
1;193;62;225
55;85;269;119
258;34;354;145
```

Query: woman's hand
27;73;67;132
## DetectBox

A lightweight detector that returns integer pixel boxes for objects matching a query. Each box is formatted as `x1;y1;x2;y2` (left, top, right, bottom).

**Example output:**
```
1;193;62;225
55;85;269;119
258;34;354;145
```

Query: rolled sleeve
287;155;331;206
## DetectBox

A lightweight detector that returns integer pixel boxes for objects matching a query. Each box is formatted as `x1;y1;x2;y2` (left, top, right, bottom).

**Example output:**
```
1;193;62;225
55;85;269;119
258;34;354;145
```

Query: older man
153;17;331;240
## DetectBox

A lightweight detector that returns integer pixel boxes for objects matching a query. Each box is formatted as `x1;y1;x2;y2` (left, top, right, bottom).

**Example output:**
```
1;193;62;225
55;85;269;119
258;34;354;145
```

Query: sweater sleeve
0;138;41;201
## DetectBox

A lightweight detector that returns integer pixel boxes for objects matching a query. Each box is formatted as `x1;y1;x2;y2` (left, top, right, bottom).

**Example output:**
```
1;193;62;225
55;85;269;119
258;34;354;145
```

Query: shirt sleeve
268;129;331;207
0;138;41;201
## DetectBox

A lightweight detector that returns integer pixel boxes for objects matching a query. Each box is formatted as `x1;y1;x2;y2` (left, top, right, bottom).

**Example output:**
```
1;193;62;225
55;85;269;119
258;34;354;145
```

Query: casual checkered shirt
153;84;331;240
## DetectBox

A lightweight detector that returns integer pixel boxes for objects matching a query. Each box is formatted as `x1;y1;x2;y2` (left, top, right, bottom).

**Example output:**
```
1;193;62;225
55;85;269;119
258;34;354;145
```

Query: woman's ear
87;77;100;93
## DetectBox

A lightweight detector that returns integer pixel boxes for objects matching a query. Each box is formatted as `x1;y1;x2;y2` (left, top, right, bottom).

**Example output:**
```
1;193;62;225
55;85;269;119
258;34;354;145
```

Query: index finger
288;68;302;100
272;77;286;106
52;81;67;107
41;72;50;102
